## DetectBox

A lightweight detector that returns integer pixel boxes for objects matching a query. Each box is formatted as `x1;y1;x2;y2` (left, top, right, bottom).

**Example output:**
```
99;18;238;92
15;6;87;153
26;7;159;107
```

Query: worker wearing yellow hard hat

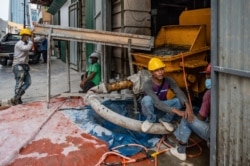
140;57;194;134
10;28;34;105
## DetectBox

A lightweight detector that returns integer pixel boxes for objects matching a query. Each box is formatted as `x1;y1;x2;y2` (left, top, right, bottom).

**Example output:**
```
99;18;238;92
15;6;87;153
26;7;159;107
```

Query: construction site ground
0;56;210;166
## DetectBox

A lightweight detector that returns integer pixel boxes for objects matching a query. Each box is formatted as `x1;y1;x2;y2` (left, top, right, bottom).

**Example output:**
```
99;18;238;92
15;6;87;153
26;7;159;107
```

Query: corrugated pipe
106;80;133;92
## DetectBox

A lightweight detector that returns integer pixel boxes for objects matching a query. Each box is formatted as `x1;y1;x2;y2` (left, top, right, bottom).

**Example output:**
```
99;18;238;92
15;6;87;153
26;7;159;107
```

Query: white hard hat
90;52;100;58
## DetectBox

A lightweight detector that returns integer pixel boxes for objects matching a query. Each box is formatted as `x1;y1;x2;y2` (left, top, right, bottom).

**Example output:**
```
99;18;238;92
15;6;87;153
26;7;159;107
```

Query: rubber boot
10;89;25;105
10;97;17;106
16;89;25;104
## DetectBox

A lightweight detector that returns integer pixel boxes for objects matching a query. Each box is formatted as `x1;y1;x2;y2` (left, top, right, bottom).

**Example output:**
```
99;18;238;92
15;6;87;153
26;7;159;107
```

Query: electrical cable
181;53;193;109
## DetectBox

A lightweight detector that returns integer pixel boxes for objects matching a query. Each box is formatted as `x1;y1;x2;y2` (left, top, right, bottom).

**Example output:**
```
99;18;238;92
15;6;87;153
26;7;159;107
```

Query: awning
30;0;53;6
47;0;67;15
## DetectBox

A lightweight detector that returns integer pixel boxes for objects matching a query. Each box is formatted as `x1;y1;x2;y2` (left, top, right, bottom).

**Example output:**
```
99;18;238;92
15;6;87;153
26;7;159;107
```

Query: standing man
141;57;194;132
10;28;34;105
79;52;101;93
40;36;48;63
170;63;211;161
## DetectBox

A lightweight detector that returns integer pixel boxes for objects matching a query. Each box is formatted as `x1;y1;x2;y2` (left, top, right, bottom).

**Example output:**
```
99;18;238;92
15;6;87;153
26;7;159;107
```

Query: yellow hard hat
148;57;165;71
19;28;32;36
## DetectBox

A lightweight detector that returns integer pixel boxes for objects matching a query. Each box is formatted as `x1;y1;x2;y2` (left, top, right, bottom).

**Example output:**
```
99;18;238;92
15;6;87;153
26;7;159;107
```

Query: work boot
16;89;25;104
10;89;25;106
16;98;23;104
10;97;17;106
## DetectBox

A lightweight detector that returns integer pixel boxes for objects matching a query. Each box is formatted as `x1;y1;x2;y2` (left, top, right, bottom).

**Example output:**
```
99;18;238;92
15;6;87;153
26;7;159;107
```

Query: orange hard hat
201;63;211;74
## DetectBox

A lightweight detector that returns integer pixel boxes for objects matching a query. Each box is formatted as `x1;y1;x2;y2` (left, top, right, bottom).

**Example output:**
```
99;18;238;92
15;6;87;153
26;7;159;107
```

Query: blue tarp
63;99;161;156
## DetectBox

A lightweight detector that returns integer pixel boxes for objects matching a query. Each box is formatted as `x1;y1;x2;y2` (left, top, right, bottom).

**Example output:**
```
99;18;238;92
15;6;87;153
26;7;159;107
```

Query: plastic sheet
63;99;160;156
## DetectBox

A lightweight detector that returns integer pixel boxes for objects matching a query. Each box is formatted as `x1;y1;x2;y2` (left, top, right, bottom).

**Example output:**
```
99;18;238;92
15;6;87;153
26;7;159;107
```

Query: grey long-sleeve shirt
143;77;188;114
12;40;33;66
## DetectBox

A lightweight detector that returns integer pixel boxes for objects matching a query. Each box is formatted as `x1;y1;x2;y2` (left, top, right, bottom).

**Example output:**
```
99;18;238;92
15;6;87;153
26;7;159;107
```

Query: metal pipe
106;80;133;92
66;41;71;92
128;39;134;75
213;66;250;78
23;0;26;28
103;46;107;84
47;28;52;109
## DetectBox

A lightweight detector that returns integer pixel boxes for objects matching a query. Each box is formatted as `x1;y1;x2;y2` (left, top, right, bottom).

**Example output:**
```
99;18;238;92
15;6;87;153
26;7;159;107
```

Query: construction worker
141;57;194;132
40;35;48;63
170;63;211;161
10;28;34;105
79;52;101;93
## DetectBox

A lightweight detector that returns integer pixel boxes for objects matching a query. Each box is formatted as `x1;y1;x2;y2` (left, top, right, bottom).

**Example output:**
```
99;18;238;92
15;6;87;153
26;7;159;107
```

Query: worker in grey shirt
10;28;34;105
141;57;194;132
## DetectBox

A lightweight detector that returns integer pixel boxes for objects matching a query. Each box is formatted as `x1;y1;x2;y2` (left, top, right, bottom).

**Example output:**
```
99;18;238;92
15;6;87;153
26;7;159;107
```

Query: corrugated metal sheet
211;0;250;165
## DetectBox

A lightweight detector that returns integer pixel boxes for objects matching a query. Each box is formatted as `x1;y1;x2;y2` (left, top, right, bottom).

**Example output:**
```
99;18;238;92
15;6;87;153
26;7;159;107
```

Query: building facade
9;0;31;27
0;19;7;37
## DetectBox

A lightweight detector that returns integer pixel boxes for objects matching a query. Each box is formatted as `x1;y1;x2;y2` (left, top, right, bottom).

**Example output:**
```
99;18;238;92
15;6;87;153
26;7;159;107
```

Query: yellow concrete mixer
132;24;210;97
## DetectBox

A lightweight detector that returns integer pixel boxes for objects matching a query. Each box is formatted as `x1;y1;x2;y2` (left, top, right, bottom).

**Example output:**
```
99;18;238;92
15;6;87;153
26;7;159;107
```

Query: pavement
0;56;81;105
0;57;210;166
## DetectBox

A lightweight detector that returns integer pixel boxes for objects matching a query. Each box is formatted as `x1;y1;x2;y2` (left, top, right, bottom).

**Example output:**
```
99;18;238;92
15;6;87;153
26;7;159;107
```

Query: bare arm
167;77;194;122
171;102;194;122
80;72;96;88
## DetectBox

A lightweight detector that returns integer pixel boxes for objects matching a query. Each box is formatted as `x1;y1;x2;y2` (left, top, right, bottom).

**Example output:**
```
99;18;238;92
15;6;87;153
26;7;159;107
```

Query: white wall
60;0;70;26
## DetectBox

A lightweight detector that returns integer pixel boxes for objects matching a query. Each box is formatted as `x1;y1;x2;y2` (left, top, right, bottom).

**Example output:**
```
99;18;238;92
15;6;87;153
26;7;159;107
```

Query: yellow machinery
179;8;211;46
132;24;210;95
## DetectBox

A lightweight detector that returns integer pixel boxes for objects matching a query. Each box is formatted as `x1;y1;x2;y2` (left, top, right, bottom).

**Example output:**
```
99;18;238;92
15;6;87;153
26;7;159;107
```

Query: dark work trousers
81;81;95;93
41;50;47;63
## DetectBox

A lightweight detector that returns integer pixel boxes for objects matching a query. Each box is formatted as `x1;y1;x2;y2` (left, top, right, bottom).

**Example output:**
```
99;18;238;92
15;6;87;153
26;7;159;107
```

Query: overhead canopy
47;0;67;15
30;0;53;6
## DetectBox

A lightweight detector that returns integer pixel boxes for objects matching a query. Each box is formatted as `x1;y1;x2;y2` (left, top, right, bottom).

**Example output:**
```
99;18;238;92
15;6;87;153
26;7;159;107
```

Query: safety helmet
19;28;32;36
201;63;211;74
148;57;165;71
90;52;100;58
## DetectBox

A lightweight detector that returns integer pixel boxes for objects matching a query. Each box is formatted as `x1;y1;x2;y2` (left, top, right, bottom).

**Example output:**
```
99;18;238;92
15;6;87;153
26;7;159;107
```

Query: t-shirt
152;78;170;100
87;63;101;85
198;90;211;119
143;77;188;113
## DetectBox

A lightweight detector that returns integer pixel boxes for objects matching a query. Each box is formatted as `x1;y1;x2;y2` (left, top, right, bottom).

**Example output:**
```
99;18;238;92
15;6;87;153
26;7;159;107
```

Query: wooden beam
33;24;154;51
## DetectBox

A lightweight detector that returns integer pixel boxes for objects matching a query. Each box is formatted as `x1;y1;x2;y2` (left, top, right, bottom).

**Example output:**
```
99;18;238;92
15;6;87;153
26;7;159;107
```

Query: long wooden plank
33;24;154;51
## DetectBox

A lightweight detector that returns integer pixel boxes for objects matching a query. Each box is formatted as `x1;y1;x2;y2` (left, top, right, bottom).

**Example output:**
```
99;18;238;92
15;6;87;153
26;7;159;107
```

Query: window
7;34;21;41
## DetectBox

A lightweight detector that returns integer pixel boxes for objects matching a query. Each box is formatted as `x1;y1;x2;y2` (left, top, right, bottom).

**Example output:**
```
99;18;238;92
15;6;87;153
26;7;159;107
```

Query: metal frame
213;66;250;78
34;24;154;108
211;1;250;165
210;0;218;165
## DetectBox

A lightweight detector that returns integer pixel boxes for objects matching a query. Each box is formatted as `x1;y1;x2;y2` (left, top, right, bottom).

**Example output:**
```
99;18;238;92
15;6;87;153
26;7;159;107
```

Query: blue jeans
13;64;31;94
141;96;182;123
174;116;210;144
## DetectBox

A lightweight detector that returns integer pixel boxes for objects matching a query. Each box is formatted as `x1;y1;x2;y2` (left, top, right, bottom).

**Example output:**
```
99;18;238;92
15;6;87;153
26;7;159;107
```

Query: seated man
170;63;211;161
79;52;101;93
141;57;193;132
